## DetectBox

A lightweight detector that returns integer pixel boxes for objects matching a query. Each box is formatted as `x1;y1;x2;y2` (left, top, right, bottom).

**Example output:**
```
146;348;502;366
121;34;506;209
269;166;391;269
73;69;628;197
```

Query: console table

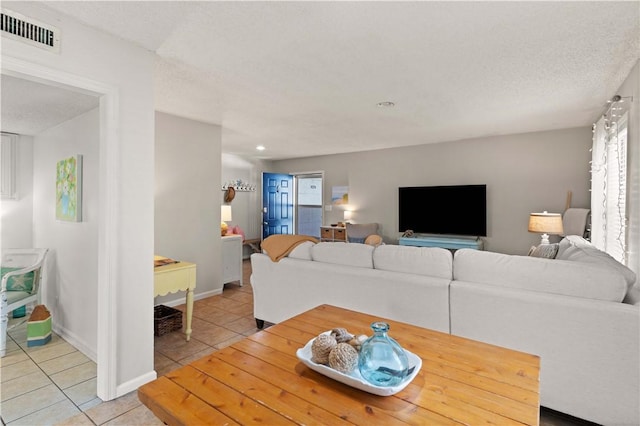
154;256;196;341
399;235;484;250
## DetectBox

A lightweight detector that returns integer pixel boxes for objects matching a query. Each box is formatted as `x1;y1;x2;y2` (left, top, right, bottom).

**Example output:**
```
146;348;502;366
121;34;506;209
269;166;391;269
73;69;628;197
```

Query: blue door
262;173;294;239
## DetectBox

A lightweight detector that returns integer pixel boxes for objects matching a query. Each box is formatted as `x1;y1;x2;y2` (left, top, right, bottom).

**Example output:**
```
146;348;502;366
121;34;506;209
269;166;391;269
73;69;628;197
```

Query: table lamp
343;210;353;224
221;205;232;236
528;211;563;244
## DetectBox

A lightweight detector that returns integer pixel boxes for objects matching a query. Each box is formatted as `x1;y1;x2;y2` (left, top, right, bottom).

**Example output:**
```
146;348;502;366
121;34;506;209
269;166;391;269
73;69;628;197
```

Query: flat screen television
398;184;487;237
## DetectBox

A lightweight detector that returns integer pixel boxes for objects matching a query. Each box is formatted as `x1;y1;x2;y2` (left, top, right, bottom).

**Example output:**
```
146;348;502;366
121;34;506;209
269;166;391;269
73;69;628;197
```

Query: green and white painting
56;155;82;222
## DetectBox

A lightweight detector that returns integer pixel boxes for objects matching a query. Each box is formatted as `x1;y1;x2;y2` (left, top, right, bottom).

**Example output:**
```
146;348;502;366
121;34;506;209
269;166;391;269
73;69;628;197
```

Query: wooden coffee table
138;304;540;425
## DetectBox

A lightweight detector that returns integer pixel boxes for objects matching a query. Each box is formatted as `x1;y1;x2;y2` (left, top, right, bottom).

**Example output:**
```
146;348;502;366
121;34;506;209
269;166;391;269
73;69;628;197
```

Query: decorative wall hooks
221;179;256;192
224;187;236;203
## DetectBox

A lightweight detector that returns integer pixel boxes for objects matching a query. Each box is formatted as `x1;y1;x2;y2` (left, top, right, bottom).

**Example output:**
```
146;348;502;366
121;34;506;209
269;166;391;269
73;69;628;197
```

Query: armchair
1;248;48;357
345;223;382;246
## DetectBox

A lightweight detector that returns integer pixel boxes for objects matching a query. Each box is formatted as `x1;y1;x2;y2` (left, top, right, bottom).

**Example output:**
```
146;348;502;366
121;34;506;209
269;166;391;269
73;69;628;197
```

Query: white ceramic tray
295;331;422;396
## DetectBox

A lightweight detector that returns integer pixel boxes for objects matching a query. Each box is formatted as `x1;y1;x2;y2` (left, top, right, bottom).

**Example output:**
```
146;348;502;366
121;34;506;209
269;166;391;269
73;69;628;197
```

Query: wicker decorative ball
331;327;354;343
311;333;337;364
348;334;369;351
328;343;359;373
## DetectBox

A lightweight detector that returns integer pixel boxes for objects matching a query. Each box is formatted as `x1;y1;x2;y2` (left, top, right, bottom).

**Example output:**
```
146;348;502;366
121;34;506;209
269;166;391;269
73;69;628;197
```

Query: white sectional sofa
252;242;453;333
250;236;639;425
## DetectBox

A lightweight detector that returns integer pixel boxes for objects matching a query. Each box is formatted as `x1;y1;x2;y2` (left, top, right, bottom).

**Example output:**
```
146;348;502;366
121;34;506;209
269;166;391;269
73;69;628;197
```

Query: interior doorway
2;57;120;400
261;171;324;239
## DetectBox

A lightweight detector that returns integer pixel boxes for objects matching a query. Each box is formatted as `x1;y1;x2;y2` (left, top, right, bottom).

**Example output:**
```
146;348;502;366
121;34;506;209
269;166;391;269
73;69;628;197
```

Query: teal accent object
358;322;409;387
399;236;484;250
1;267;35;292
27;334;51;347
12;305;26;318
27;307;52;347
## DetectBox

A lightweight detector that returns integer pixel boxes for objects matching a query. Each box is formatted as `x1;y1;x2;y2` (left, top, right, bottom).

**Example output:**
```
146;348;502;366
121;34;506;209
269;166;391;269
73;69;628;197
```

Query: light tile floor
1;259;597;426
1;260;258;426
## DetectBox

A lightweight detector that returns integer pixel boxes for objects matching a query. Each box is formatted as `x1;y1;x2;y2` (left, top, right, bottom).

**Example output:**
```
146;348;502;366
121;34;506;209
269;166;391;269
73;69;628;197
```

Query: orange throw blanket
261;234;319;262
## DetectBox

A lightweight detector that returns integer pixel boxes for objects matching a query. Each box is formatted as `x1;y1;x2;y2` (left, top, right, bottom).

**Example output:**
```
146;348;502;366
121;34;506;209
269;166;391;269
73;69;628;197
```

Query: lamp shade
528;211;563;234
343;210;353;221
221;205;233;222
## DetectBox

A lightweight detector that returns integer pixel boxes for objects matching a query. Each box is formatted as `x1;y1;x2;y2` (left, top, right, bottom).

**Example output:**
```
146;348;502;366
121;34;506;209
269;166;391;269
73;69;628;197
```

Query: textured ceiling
1;74;99;136
4;1;639;160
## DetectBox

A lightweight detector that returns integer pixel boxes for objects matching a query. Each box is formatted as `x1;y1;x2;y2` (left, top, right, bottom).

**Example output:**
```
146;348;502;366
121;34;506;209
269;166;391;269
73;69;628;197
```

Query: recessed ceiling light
377;101;395;107
256;145;266;151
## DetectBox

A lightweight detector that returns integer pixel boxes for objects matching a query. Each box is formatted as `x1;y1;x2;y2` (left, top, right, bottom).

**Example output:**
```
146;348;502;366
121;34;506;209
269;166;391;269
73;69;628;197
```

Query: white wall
272;127;592;255
1;135;34;248
3;2;155;397
155;112;222;299
32;108;99;358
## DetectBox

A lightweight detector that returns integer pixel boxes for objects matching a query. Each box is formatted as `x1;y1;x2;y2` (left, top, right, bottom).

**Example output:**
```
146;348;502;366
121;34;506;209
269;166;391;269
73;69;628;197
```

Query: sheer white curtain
591;99;629;264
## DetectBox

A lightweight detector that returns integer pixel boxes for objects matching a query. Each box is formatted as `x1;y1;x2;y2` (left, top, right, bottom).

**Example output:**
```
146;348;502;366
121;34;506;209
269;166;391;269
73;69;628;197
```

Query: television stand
399;235;484;251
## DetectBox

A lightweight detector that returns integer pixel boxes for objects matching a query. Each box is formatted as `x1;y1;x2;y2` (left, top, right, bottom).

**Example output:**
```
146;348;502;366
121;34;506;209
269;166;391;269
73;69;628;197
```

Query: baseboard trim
52;325;97;363
116;370;157;399
160;289;223;308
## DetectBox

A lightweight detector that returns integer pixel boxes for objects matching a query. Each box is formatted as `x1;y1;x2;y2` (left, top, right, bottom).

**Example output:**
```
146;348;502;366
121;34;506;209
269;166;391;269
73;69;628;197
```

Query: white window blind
591;99;629;264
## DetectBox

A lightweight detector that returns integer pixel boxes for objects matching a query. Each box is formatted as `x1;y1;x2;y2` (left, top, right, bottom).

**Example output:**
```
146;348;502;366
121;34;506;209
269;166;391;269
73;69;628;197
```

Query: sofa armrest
450;281;640;425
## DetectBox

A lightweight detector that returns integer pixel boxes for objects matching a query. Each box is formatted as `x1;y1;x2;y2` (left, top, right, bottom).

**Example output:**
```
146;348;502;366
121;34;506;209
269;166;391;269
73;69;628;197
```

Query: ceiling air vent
1;9;60;53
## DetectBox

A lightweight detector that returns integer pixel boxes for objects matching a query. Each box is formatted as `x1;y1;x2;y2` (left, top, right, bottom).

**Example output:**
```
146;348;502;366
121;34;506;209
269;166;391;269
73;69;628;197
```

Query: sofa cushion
528;244;559;259
288;241;314;260
1;267;35;292
556;236;636;290
228;225;245;241
556;235;591;257
453;249;628;302
373;245;452;279
311;242;374;268
364;234;383;247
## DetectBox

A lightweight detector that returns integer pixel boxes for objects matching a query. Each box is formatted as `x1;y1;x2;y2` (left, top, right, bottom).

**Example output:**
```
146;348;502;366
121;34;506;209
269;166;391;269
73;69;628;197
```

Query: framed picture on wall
56;154;83;222
332;186;348;205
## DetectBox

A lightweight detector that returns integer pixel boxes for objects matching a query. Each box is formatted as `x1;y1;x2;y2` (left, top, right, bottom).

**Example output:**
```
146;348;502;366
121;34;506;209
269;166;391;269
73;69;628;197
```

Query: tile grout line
3;330;99;425
4;263;255;425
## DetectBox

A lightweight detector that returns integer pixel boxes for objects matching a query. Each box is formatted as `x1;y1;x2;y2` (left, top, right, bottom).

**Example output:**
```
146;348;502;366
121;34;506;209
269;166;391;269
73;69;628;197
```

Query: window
1;132;17;199
591;99;629;264
295;174;323;238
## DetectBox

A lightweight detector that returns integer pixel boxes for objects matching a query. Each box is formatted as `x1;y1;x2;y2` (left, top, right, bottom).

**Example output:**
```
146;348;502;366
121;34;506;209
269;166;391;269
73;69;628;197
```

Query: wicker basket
154;305;182;337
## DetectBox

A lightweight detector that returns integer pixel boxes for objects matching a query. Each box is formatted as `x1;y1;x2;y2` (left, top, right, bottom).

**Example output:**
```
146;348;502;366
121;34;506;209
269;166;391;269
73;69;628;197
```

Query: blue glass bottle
358;322;409;387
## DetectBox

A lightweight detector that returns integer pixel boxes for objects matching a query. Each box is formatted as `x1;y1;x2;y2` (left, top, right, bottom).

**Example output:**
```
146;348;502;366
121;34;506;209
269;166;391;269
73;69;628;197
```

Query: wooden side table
243;238;262;255
320;226;347;242
154;256;196;341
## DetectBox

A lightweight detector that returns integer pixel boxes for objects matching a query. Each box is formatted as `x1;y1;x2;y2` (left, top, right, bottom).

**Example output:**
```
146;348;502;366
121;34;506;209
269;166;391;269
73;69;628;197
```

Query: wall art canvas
332;186;349;205
56;155;82;222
